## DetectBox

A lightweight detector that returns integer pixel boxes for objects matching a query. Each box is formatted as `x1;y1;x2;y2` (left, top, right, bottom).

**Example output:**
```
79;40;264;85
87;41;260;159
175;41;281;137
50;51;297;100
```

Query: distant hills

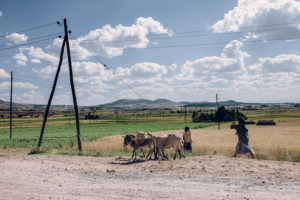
0;98;296;111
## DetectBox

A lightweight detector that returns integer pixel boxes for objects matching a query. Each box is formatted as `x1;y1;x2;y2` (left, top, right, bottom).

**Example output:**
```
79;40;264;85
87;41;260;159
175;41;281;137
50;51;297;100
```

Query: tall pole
10;71;12;139
38;37;66;148
64;18;82;151
216;93;220;130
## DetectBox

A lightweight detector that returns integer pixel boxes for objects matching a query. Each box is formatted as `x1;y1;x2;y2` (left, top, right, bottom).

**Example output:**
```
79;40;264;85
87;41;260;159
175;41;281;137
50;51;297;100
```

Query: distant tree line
192;106;247;123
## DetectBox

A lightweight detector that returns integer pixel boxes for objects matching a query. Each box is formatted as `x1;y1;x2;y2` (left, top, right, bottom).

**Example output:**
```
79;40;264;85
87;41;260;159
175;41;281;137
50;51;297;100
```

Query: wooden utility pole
216;93;220;130
184;106;187;123
64;18;82;151
38;18;82;151
10;71;12;139
38;37;66;148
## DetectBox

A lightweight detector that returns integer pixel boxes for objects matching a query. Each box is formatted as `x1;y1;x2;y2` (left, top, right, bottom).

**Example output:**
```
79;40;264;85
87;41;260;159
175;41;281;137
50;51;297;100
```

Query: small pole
10;71;13;139
69;108;71;126
184;106;187;123
216;93;220;130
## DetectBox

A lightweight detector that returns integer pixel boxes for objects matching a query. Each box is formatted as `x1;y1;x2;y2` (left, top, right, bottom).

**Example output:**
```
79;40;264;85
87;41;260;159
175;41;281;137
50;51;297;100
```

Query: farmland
0;106;299;162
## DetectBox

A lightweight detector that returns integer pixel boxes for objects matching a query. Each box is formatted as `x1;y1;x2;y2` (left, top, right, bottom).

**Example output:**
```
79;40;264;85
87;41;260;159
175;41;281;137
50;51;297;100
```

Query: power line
0;36;59;52
0;32;63;48
72;26;300;45
0;22;59;38
68;35;300;53
149;20;300;36
69;33;146;100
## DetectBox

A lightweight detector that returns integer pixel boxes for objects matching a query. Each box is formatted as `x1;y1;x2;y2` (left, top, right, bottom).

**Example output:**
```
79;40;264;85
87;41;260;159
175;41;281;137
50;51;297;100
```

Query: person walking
231;117;255;159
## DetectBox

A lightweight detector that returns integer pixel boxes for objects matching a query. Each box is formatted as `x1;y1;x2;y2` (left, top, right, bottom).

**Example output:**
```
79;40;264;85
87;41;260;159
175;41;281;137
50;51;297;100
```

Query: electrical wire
69;34;146;100
0;22;59;38
0;32;63;48
0;36;59;52
73;26;300;45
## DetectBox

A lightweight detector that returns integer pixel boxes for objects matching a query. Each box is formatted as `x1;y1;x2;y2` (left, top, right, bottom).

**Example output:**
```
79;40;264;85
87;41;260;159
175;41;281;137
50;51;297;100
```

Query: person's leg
249;150;255;159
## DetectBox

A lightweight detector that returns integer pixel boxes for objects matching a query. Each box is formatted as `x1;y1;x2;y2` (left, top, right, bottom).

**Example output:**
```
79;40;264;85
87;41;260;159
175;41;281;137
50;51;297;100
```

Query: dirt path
0;154;299;200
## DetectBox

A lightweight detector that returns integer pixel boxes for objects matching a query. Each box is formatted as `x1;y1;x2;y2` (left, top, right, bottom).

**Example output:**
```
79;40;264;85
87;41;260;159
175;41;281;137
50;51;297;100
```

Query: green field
0;122;212;148
1;107;299;159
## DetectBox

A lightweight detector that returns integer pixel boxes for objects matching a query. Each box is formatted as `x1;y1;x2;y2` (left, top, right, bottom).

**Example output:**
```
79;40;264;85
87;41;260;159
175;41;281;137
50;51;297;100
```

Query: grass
0;122;212;148
1;107;300;163
78;119;300;162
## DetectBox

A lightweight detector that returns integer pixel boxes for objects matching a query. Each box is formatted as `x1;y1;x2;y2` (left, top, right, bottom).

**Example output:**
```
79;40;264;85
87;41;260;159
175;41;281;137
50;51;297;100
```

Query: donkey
154;134;185;160
123;134;156;161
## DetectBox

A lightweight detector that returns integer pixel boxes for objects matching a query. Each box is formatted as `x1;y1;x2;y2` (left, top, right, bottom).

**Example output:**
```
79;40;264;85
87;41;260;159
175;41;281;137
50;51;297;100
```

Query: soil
0;154;299;200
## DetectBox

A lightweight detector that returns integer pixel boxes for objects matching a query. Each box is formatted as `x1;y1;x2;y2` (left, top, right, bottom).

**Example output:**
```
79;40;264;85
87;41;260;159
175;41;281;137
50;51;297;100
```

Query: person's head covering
184;126;190;131
238;117;246;124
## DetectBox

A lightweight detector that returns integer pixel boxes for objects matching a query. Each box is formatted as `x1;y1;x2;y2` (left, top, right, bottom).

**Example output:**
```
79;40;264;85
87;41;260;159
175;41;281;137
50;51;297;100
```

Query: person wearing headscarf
230;117;255;159
183;126;192;151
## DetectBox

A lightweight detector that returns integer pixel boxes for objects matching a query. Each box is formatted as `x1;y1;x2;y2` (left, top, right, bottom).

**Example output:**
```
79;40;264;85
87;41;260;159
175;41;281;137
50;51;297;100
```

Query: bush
192;106;247;123
256;120;276;126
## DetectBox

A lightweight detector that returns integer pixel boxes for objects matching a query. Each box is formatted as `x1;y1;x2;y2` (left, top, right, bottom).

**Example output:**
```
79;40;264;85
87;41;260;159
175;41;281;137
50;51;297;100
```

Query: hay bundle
245;120;256;125
256;120;276;126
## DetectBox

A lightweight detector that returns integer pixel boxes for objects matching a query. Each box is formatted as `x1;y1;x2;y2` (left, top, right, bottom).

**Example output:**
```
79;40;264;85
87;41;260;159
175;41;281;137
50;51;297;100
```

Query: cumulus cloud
31;59;41;63
0;81;38;89
249;54;300;73
168;63;177;71
0;69;10;78
72;61;114;84
13;53;28;66
17;90;44;104
6;33;28;43
212;0;300;40
176;40;250;80
21;46;58;65
64;17;172;59
116;62;168;84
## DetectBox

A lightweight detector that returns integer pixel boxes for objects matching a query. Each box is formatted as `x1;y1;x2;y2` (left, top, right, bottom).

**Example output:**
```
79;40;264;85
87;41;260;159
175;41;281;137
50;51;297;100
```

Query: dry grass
80;121;300;162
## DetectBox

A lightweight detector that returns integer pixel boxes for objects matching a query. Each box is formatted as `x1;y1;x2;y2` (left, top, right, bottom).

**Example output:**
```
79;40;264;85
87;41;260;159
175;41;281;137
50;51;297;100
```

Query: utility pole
64;18;82;151
38;18;82;151
216;93;220;130
10;71;12;139
184;106;187;123
38;36;66;149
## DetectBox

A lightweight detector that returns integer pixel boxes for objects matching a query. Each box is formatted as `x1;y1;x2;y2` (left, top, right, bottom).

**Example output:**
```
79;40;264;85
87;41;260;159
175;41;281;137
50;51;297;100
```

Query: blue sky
1;0;300;105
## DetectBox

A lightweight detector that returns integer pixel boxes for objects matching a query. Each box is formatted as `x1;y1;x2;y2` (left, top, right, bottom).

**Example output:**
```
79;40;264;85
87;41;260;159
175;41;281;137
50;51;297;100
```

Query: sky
1;0;300;105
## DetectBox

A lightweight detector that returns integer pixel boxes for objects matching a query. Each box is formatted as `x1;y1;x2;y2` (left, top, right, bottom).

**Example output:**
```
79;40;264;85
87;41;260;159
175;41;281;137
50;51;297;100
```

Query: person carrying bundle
230;117;255;159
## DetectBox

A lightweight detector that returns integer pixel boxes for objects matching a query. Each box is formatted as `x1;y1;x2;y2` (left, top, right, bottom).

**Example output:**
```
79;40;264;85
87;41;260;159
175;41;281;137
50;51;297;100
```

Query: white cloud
72;61;114;83
6;33;28;43
176;40;250;80
13;53;28;66
53;94;71;105
249;54;300;73
0;11;2;17
31;59;41;64
116;62;168;84
168;63;177;71
21;46;58;65
68;17;172;58
0;69;10;78
212;0;300;40
0;81;38;89
17;90;44;104
32;65;59;79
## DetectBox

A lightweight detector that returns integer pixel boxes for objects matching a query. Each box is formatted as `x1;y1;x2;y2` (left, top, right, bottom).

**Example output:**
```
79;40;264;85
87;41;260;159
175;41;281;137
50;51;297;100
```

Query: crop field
0;109;211;148
0;107;300;162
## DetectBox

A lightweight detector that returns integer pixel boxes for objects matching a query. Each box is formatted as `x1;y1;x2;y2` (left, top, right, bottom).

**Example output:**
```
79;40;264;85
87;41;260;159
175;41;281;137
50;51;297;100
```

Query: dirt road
0;154;299;200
